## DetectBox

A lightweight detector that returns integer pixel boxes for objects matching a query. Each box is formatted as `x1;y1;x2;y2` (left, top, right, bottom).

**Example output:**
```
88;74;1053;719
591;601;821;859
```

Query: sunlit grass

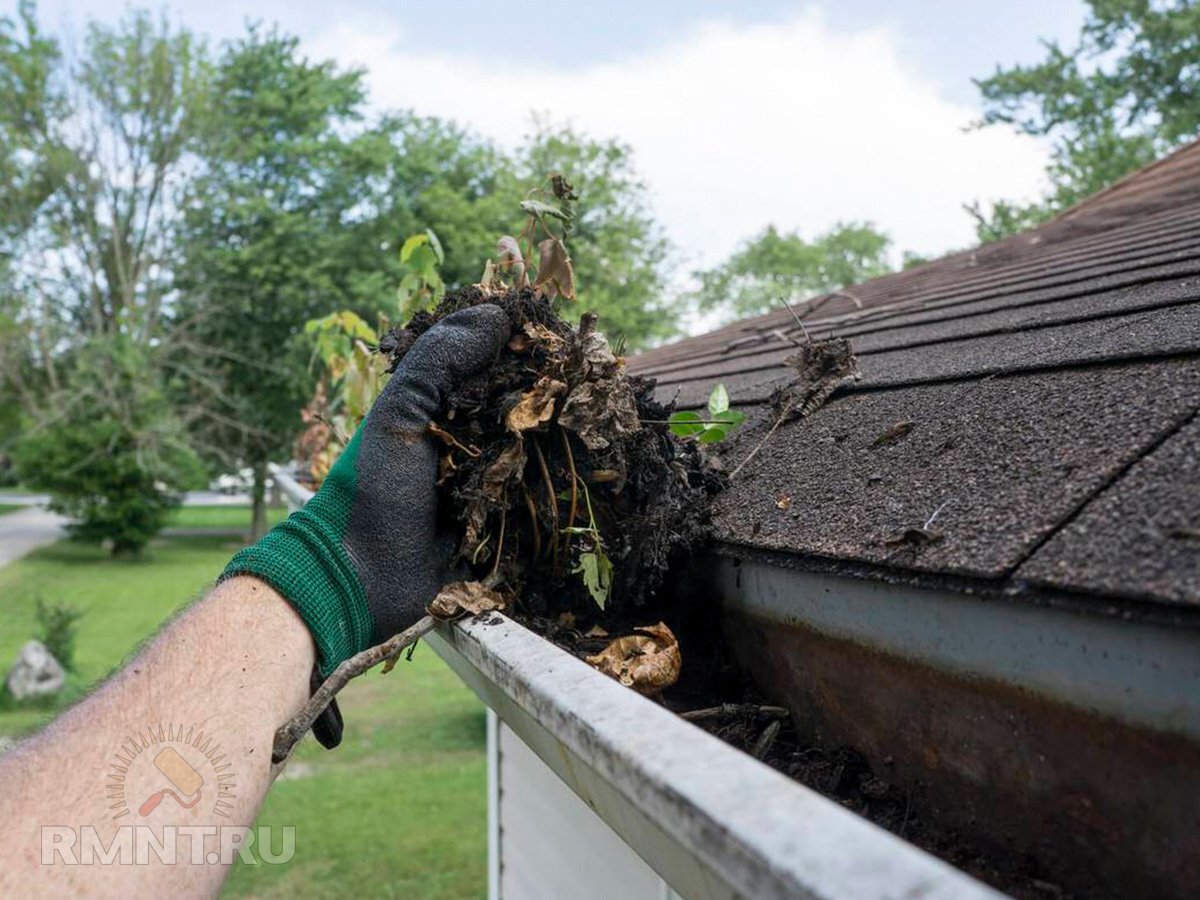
0;535;486;898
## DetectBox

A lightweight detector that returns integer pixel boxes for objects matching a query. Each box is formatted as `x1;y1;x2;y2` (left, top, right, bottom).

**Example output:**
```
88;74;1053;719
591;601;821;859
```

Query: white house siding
493;713;681;900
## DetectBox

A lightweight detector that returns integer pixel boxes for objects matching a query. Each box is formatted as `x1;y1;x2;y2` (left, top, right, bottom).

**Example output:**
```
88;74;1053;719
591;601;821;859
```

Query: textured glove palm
223;305;509;742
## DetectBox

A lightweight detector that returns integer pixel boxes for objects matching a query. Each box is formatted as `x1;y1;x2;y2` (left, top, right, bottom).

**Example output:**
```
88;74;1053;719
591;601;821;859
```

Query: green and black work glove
223;305;509;748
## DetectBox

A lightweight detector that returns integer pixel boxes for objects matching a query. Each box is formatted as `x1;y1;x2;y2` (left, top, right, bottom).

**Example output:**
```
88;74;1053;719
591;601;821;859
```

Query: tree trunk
251;460;268;541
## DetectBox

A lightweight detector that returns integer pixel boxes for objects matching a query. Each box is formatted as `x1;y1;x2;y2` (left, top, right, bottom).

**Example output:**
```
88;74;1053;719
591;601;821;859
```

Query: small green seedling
668;383;746;444
562;479;613;609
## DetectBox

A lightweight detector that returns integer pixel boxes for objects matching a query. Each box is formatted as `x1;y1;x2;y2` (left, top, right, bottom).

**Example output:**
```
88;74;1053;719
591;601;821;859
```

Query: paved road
0;490;251;507
0;492;256;569
0;507;70;568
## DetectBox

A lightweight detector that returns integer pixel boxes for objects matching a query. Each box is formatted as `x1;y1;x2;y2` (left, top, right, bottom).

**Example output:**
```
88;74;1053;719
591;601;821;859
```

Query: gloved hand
223;304;509;747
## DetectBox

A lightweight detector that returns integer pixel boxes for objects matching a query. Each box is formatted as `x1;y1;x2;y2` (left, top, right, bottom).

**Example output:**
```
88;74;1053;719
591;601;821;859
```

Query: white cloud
311;8;1048;275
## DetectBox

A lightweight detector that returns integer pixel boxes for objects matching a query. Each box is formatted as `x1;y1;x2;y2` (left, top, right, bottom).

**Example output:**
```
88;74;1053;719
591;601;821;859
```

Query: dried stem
752;720;782;760
272;616;437;764
730;399;793;480
681;704;790;722
489;507;506;583
559;428;579;527
532;438;559;572
521;484;542;557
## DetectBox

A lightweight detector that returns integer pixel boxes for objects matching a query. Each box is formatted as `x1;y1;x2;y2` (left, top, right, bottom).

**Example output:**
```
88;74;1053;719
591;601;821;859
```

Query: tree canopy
970;0;1200;241
688;222;893;321
0;3;683;542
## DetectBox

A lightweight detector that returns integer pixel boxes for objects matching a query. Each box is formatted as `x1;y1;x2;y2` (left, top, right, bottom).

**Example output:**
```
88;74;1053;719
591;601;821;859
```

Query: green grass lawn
166;504;289;531
0;535;487;898
0;504;23;517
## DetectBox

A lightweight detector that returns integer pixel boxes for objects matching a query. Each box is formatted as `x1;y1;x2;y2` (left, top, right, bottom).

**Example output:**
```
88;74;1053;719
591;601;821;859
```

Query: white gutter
270;462;1002;899
267;463;314;510
427;615;1002;900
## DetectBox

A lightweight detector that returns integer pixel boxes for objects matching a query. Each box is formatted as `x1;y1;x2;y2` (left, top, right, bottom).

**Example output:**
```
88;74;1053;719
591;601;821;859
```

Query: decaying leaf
773;337;861;423
496;235;527;287
552;313;641;450
427;581;507;620
585;622;682;694
571;314;620;379
505;377;567;433
462;440;528;552
508;320;564;354
872;420;915;447
533;237;576;301
559;380;641;451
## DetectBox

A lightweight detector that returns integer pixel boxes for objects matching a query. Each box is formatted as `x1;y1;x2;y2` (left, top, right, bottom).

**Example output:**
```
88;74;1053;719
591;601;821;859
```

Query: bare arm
0;576;313;899
0;307;511;898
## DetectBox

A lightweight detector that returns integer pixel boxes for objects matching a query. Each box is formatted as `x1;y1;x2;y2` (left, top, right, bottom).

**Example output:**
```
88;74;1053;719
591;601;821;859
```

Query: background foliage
970;0;1200;241
3;0;1199;546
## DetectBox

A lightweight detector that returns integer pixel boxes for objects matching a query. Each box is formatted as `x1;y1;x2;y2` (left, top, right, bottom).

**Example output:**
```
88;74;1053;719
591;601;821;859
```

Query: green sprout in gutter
562;478;613;610
667;383;746;444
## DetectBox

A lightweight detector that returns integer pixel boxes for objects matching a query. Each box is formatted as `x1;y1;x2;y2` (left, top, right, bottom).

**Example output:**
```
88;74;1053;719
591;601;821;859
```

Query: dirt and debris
771;336;861;423
383;286;724;657
382;285;1053;898
872;420;915;447
650;583;1075;900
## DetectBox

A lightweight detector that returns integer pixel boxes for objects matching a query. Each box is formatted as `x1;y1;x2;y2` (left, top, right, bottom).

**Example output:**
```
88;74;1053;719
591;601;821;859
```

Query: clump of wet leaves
383;287;724;689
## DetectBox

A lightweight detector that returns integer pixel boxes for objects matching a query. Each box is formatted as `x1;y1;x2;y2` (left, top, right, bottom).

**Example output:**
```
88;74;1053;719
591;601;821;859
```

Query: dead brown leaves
508;321;565;354
557;315;641;451
776;337;861;422
505;376;567;434
496;235;527;288
585;622;682;694
427;581;507;620
462;440;528;553
533;237;575;301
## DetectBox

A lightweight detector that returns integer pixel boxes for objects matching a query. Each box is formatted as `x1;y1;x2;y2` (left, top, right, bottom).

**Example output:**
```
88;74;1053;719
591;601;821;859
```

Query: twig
640;418;741;426
272;616;437;764
730;398;794;480
560;428;579;527
778;296;812;342
489;507;506;583
924;498;952;530
428;422;481;458
522;485;542;557
532;438;559;572
752;720;782;759
681;704;790;721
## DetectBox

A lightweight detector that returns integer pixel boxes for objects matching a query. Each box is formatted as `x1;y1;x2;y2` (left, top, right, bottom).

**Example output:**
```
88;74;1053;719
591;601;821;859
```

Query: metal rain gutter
426;616;999;900
712;552;1200;898
267;462;1000;899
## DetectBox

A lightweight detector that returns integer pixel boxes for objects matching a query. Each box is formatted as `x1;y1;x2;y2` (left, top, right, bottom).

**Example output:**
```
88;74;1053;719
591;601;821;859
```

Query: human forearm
0;576;313;898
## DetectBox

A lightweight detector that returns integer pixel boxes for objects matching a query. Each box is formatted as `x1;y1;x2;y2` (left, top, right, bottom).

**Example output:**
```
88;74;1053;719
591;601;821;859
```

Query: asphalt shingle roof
629;140;1200;610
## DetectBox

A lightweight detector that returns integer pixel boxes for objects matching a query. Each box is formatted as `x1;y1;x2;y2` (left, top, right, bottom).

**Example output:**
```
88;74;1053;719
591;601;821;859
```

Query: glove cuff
222;503;374;678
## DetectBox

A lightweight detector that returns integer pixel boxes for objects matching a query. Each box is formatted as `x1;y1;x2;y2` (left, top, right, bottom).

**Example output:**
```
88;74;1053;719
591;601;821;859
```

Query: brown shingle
628;139;1200;609
1018;413;1200;605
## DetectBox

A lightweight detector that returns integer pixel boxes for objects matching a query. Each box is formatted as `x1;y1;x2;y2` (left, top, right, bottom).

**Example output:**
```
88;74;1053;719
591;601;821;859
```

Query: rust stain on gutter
724;608;1200;899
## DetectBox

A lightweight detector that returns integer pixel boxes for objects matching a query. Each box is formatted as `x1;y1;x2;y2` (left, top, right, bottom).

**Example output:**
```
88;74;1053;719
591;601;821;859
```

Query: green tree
13;337;202;555
517;124;674;349
176;27;409;537
690;222;893;320
970;0;1200;241
0;4;210;547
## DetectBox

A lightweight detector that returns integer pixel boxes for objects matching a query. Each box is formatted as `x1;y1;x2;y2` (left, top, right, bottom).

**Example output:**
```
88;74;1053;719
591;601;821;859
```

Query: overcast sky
33;0;1087;274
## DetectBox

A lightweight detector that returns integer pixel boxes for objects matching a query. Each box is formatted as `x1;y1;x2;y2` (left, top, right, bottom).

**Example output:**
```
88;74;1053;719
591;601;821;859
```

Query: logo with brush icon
105;725;238;821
